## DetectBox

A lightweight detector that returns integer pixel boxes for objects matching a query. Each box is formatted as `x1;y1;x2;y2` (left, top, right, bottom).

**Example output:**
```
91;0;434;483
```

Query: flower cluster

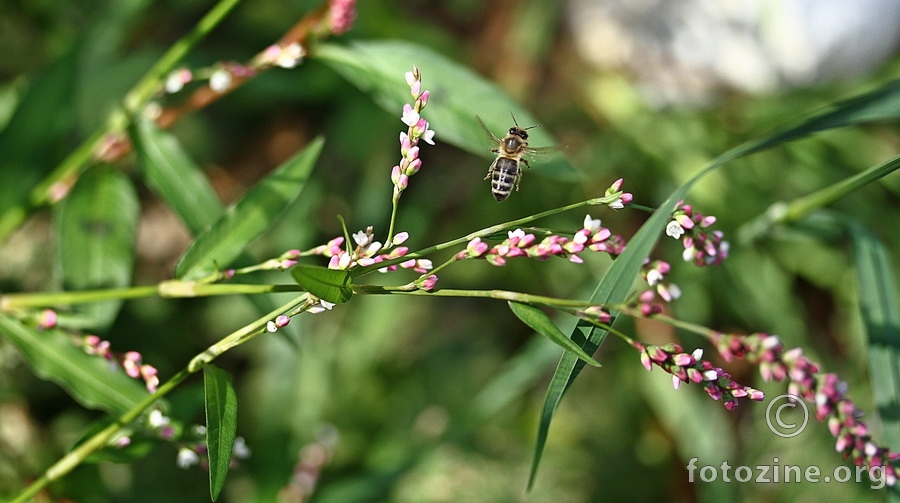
307;227;434;280
457;214;625;266
631;259;682;315
711;332;900;484
666;202;729;266
391;67;435;201
82;335;160;393
635;341;765;410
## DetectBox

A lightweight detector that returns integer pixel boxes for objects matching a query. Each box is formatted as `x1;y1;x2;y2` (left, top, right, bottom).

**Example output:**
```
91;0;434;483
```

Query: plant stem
0;283;303;310
9;293;307;503
353;284;599;309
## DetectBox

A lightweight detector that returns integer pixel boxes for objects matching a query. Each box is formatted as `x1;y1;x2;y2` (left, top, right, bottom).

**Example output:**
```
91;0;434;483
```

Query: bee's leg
514;169;523;191
484;159;497;180
521;158;532;170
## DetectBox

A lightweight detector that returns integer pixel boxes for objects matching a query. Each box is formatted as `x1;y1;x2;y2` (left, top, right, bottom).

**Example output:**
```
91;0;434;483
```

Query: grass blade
175;137;324;280
529;78;900;488
850;223;900;502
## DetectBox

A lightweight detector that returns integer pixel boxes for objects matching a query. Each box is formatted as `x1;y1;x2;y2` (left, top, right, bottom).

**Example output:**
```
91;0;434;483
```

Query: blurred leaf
507;302;600;367
0;51;78;221
529;77;900;488
290;264;353;305
850;223;900;488
204;364;237;502
175;137;324;280
314;40;576;181
130;117;224;234
0;314;146;415
56;167;138;330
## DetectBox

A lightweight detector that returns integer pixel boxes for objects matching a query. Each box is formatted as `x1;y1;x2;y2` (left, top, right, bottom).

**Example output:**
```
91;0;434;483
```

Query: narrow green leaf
175;137;324;280
56;167;138;330
290;264;353;305
130;118;224;234
0;314;146;415
507;302;600;367
314;40;576;181
850;223;900;488
529;78;900;489
204;364;238;502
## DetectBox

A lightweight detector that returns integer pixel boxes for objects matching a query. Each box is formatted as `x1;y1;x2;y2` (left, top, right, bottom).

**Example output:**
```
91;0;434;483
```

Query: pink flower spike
328;0;357;35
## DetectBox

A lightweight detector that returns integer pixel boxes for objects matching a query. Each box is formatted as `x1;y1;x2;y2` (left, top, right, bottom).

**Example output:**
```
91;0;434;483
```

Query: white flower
401;106;420;127
209;69;232;93
148;409;170;428
177;447;200;469
583;214;602;232
420;127;435;145
233;437;251;459
666;220;685;239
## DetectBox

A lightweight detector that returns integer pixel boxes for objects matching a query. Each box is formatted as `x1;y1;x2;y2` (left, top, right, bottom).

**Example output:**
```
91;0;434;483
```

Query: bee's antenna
509;111;541;130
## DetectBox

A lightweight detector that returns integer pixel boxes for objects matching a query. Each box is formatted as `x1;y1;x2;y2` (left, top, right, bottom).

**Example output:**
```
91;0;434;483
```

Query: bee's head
509;127;529;140
509;112;539;140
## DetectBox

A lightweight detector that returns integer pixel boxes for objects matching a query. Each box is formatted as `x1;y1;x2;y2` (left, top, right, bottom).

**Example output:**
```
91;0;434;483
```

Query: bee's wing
476;115;502;145
524;144;561;161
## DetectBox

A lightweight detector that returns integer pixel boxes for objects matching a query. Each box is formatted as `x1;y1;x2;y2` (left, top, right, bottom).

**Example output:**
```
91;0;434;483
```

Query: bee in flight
477;113;552;202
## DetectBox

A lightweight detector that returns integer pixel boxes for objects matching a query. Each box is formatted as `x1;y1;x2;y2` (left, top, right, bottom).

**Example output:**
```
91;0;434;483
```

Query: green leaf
314;40;576;181
528;78;900;489
850;224;900;477
0;51;78;219
130;117;224;234
204;364;238;502
55;167;138;330
0;314;147;415
175;137;324;280
290;264;353;305
507;302;600;367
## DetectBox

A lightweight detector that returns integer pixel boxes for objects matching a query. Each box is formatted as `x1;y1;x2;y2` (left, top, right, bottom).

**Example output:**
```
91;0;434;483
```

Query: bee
477;113;551;202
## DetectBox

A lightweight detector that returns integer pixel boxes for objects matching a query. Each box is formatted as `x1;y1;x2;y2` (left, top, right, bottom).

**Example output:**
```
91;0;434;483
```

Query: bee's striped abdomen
491;157;520;202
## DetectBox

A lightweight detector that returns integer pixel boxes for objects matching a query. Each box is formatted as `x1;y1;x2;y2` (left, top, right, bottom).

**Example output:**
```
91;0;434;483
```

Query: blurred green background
2;0;900;501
